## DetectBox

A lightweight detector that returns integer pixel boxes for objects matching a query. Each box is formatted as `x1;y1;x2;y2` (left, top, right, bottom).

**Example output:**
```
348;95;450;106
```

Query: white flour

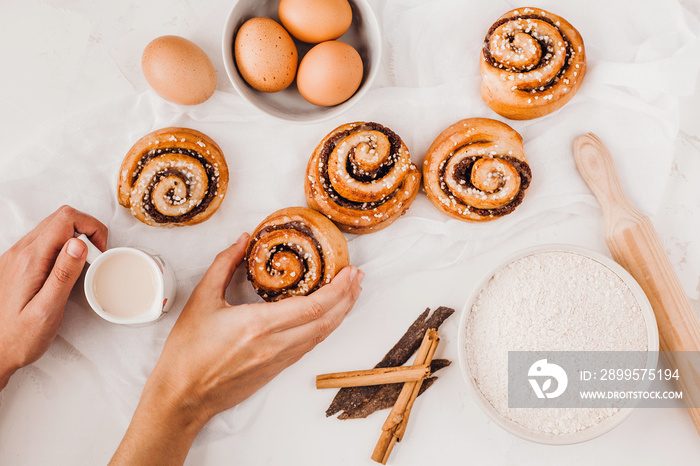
465;251;648;435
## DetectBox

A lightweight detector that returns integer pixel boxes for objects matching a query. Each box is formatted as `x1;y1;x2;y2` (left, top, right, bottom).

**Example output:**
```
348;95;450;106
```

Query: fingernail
236;232;249;244
66;238;86;259
358;270;365;285
349;266;358;282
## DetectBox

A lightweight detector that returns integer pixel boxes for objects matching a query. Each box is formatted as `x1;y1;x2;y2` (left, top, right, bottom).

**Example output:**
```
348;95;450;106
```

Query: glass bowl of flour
458;244;659;445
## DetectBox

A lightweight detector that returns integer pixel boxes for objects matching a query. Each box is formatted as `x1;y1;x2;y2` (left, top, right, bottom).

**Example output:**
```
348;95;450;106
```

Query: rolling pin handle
572;133;635;217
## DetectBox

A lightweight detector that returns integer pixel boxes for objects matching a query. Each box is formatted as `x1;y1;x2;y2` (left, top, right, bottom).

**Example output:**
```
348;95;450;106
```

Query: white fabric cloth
1;0;699;450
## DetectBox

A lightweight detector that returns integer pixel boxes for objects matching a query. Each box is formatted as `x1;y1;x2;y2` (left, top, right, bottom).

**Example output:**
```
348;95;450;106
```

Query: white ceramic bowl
457;244;659;445
222;0;382;123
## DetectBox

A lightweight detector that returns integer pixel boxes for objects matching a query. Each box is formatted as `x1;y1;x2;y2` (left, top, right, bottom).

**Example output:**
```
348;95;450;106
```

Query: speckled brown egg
296;41;363;107
278;0;352;43
234;17;298;93
142;35;217;105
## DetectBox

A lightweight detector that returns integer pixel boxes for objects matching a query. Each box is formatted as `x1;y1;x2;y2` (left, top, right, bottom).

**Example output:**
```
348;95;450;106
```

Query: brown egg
279;0;352;43
234;17;298;93
297;41;363;107
142;35;216;105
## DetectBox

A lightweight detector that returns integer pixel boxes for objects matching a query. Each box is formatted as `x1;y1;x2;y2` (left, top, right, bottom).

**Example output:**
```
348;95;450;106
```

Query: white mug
77;234;176;325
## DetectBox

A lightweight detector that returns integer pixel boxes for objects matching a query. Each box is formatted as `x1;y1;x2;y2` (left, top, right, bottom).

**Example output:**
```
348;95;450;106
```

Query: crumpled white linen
0;0;698;445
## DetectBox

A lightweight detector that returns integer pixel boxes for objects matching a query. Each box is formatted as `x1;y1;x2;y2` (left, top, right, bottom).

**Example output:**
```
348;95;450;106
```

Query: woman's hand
110;233;363;466
0;206;107;390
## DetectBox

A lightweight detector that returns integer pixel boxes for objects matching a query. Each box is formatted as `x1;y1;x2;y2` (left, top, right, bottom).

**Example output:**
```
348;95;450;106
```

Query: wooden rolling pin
573;133;700;435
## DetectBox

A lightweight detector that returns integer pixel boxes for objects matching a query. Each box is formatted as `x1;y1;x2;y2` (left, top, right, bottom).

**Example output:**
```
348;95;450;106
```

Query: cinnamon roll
305;122;421;234
422;118;531;222
480;7;586;120
118;127;229;226
246;207;349;302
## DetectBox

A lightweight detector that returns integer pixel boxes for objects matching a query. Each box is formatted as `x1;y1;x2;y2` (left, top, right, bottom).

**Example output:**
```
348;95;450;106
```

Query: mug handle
76;234;103;264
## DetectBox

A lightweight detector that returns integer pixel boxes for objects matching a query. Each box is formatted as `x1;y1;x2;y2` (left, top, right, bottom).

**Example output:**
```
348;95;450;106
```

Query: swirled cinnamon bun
422;118;531;222
118;127;228;226
305;122;421;234
246;207;349;302
480;8;586;120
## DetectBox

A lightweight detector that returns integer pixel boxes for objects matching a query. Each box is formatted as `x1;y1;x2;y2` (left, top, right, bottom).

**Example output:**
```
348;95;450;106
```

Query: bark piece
326;306;454;418
339;359;451;419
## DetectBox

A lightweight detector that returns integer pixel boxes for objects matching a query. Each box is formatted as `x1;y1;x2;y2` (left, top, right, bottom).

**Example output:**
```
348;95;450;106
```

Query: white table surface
1;0;700;465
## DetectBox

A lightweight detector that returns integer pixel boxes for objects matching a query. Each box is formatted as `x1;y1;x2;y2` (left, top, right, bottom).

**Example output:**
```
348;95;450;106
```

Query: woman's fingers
252;266;361;334
278;273;362;355
30;238;87;323
14;206;107;255
199;233;250;299
249;268;363;364
33;206;108;260
11;207;107;301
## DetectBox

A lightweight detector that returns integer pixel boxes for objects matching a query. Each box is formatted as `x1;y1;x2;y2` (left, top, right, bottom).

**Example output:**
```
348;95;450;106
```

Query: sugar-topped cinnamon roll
246;207;349;302
480;7;586;120
305;122;421;234
423;118;531;222
118;127;228;226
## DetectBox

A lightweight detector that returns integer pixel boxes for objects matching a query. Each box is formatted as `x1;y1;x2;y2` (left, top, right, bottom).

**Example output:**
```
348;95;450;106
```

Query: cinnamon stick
316;365;430;389
371;329;440;464
339;359;450;419
395;336;439;442
326;306;454;418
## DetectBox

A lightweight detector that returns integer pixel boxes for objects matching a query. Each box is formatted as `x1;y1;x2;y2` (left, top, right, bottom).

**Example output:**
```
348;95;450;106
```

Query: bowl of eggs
222;0;381;123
